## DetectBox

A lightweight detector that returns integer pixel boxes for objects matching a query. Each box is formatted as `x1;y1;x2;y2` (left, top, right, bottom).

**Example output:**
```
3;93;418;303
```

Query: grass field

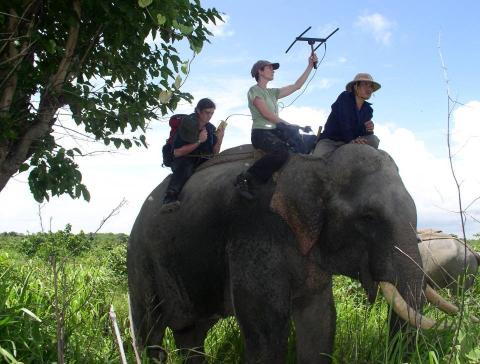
1;230;479;363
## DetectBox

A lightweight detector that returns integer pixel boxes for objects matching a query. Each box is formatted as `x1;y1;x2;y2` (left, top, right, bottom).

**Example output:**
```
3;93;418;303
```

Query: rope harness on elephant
194;146;263;173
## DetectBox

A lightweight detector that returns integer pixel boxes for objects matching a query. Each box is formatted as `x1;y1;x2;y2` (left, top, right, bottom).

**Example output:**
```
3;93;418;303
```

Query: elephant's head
271;144;456;329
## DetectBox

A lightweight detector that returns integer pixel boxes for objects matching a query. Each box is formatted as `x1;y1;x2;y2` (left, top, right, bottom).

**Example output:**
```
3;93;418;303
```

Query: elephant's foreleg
292;279;336;364
139;293;168;361
233;286;290;363
128;260;168;361
172;318;217;364
229;251;291;363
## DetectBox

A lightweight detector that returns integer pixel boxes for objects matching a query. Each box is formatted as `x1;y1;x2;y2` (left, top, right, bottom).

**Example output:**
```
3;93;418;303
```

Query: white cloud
206;14;234;38
376;101;480;236
279;105;329;134
452;100;480;158
355;13;394;46
311;78;335;91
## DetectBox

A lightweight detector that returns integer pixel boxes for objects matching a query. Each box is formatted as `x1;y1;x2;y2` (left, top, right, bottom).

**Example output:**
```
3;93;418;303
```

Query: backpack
162;114;188;167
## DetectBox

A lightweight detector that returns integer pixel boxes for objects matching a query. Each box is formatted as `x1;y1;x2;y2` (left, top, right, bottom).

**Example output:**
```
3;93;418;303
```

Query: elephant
127;143;460;363
418;228;480;294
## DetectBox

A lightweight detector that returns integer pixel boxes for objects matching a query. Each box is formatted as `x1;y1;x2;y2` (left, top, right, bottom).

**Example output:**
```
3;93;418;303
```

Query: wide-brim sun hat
346;73;381;92
251;60;280;78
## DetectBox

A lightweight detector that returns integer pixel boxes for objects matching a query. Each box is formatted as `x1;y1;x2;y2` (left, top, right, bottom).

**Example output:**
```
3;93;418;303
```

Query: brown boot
160;191;180;213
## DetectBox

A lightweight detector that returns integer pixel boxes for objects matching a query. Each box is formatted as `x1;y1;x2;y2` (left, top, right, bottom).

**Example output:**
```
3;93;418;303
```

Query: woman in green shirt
235;54;318;200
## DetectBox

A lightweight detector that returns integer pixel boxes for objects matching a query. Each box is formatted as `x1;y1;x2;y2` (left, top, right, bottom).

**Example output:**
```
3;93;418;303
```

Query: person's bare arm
212;127;225;155
252;97;289;125
173;128;208;157
278;53;318;99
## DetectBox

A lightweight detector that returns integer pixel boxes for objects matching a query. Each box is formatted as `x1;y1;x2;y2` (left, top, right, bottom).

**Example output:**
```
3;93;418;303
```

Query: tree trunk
0;0;81;195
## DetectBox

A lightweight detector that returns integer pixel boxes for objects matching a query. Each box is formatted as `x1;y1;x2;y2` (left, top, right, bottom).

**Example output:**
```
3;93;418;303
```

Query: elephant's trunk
379;281;449;330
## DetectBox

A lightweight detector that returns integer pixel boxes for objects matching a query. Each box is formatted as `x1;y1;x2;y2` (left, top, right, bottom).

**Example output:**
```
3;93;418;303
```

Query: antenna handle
309;42;317;69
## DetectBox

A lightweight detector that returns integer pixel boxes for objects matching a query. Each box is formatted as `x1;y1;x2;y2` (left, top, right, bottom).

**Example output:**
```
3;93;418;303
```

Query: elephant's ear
270;158;326;255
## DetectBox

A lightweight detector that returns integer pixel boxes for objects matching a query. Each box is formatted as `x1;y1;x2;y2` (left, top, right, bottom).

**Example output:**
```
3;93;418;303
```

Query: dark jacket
320;91;373;143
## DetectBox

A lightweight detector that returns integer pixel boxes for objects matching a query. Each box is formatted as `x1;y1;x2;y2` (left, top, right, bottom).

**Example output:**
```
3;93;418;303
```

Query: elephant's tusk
425;285;458;314
425;285;480;323
379;281;449;330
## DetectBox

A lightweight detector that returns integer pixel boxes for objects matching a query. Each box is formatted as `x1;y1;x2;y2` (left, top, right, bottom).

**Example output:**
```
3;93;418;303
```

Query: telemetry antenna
285;26;339;68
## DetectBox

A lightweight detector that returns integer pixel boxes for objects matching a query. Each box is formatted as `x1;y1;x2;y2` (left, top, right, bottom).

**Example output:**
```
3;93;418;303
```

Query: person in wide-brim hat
345;73;381;92
314;72;381;158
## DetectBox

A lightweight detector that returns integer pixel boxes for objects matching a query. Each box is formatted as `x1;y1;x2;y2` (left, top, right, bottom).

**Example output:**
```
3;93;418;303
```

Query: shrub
20;225;92;258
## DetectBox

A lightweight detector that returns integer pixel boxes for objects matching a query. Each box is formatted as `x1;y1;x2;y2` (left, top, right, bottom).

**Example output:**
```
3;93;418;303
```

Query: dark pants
247;129;290;183
165;156;207;196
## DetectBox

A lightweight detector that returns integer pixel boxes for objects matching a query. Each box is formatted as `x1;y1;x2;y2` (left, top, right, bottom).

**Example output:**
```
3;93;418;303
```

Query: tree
0;0;222;202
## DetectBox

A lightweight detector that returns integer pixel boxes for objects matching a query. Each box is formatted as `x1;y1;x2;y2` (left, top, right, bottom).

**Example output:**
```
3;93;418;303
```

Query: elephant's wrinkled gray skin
418;229;480;293
128;144;428;363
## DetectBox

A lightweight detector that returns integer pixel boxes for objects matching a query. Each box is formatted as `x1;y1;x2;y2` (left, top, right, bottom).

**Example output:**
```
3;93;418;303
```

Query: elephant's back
419;238;479;289
196;144;255;172
128;144;264;256
128;142;279;267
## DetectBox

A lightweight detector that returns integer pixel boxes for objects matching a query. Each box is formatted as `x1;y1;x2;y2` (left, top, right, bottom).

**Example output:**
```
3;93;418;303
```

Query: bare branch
67;25;104;83
465;196;480;212
0;2;39;114
0;10;32;21
37;203;45;232
438;33;471;363
49;0;81;94
94;198;128;234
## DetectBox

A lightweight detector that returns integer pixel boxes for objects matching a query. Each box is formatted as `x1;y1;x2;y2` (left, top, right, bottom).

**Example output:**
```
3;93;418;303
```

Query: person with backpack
161;98;224;213
234;53;318;200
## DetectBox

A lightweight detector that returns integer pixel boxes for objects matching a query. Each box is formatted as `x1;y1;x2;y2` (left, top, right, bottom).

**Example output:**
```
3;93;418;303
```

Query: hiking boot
234;172;255;200
161;192;180;213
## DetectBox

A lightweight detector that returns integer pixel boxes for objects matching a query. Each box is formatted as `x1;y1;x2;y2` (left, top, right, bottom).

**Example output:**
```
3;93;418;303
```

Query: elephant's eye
361;213;376;223
354;212;379;237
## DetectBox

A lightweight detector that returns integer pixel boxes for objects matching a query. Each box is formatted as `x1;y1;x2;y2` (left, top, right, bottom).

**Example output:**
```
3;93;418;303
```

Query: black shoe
234;173;255;200
161;192;180;213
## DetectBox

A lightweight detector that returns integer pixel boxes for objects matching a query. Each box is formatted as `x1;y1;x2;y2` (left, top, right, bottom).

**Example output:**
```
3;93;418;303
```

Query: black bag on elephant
275;123;316;154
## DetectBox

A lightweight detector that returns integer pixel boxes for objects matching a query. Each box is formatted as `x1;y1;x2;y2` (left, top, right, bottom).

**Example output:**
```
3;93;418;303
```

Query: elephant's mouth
377;282;477;329
358;255;472;329
359;271;378;304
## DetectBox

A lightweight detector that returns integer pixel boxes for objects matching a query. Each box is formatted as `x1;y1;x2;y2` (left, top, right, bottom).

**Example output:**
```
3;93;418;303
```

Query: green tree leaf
157;14;167;25
181;62;188;74
138;0;153;8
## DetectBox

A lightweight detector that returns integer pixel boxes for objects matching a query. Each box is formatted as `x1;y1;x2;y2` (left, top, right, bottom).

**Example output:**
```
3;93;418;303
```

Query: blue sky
1;0;479;237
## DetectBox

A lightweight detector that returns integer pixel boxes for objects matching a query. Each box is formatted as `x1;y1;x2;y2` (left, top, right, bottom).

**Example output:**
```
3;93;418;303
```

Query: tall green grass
1;231;479;363
0;229;132;363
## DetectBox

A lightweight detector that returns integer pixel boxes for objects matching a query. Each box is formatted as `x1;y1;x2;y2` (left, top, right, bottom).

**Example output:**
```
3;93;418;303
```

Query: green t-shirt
247;85;280;130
